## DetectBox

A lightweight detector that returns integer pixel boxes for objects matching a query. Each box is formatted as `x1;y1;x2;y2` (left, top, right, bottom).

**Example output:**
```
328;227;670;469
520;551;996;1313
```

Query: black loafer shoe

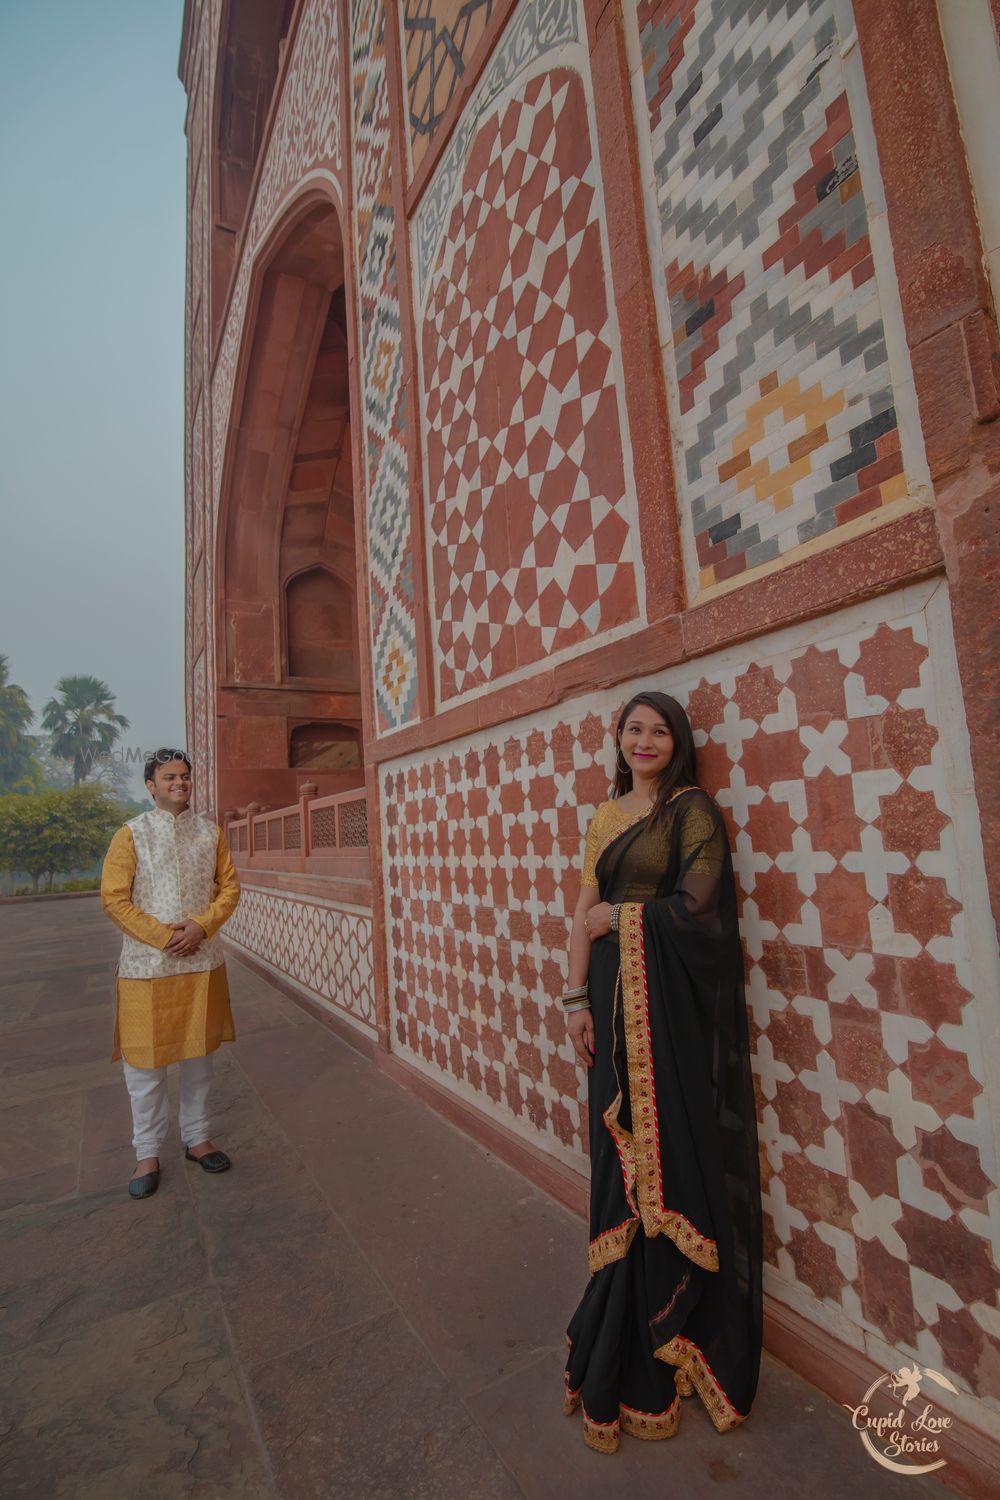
185;1147;231;1173
128;1168;159;1199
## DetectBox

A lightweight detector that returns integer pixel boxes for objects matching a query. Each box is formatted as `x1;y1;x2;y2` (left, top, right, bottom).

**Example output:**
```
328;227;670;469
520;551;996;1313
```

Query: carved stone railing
224;784;368;880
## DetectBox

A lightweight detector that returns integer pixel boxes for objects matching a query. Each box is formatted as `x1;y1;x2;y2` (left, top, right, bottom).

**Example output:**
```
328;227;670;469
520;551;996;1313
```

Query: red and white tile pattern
381;580;1000;1404
419;67;641;703
226;884;375;1034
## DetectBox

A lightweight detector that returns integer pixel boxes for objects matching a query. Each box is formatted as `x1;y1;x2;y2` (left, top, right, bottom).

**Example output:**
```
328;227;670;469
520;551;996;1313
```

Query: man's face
147;760;192;812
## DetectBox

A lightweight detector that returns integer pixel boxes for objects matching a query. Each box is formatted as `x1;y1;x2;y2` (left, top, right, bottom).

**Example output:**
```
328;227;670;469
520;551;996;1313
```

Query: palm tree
42;675;130;786
0;655;39;793
0;655;32;751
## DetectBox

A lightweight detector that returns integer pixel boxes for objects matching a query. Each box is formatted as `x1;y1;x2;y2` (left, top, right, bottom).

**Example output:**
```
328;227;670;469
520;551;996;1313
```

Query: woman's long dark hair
612;691;698;821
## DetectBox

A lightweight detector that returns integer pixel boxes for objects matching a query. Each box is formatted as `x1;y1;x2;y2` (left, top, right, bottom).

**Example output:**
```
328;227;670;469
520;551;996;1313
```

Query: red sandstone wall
181;0;1000;1446
381;582;1000;1406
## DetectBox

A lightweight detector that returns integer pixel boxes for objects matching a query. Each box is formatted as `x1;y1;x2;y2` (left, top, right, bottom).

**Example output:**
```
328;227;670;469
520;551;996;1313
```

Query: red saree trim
617;903;720;1273
654;1333;749;1434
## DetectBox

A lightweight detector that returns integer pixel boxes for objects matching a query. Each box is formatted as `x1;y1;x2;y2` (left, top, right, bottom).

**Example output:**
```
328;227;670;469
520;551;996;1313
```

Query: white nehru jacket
117;807;226;980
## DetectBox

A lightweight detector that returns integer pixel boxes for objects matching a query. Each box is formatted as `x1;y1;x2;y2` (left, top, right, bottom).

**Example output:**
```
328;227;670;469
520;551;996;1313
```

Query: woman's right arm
567;885;599;1067
568;884;599;990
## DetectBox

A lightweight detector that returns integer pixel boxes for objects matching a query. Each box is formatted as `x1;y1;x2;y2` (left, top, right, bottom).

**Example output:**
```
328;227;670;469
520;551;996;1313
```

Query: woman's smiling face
618;703;674;778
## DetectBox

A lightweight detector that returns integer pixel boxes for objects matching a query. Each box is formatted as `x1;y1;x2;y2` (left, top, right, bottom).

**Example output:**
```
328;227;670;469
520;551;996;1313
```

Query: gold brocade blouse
582;803;653;887
581;792;722;901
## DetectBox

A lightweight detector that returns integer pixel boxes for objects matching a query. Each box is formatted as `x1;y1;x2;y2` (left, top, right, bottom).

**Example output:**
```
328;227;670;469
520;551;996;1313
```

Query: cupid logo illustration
844;1362;957;1475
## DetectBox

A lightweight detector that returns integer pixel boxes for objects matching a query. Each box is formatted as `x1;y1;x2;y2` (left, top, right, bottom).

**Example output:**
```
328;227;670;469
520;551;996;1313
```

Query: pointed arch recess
213;185;368;814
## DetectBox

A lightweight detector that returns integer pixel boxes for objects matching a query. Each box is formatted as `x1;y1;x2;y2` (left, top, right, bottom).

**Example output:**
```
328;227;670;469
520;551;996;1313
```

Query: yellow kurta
101;823;240;1068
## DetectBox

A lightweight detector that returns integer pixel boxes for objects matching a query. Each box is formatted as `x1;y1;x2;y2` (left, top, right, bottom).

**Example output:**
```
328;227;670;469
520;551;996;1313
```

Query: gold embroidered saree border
654;1333;748;1434
590;968;641;1275
601;1094;639;1219
617;902;720;1273
587;1216;639;1274
563;1373;681;1449
581;1409;620;1454
620;1397;681;1441
566;1373;619;1453
662;1209;719;1270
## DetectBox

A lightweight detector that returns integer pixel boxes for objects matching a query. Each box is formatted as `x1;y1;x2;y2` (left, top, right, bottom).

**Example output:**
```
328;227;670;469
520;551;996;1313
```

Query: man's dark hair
144;747;192;784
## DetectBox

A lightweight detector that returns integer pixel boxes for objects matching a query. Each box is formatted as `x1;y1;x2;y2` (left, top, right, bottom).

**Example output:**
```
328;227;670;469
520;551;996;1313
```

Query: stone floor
0;898;955;1499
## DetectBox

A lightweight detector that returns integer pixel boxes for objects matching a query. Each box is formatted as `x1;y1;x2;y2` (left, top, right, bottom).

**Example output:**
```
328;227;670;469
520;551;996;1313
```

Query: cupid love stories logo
843;1362;957;1476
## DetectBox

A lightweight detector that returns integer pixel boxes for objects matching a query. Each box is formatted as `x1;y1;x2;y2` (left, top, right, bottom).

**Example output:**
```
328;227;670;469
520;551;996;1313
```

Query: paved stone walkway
0;898;952;1498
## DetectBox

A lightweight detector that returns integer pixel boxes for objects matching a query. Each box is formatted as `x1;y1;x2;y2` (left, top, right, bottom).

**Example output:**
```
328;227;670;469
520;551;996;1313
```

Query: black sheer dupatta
595;789;763;1430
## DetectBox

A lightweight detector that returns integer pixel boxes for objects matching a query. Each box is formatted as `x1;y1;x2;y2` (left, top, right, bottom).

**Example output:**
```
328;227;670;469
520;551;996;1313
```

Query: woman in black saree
561;690;762;1453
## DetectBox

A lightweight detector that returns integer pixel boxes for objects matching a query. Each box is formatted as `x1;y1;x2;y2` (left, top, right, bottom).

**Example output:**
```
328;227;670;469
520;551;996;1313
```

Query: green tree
0;785;121;892
41;675;130;786
0;655;43;794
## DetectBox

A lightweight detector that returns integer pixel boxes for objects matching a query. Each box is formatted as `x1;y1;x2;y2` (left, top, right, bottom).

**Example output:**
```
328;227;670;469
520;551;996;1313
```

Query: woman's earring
616;746;630;776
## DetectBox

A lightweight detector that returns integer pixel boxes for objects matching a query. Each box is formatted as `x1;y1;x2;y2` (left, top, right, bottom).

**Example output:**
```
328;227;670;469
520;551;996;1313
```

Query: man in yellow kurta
101;748;241;1199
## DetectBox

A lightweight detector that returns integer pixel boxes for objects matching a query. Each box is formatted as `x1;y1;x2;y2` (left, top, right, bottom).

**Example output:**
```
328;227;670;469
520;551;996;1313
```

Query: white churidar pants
122;1055;215;1158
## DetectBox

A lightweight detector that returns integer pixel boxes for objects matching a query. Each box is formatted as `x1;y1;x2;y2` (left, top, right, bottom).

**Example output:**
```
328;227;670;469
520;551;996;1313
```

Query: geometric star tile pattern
351;0;421;730
225;885;376;1032
631;0;912;590
421;68;639;701
381;580;1000;1403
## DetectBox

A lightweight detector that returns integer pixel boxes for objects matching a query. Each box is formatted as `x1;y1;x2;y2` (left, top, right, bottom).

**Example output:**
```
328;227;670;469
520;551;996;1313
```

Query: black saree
564;787;763;1453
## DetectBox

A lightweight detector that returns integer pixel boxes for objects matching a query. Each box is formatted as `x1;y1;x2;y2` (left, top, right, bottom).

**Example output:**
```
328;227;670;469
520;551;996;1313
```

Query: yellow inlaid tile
880;471;908;506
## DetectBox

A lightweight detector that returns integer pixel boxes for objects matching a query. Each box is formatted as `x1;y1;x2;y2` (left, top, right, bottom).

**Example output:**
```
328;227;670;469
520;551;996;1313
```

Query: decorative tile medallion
629;0;915;591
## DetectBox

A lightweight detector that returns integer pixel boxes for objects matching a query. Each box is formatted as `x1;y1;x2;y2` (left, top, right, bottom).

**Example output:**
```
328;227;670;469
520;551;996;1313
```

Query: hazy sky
0;1;187;796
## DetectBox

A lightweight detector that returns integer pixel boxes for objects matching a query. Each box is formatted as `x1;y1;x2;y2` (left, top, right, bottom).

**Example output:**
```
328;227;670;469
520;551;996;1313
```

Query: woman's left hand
584;902;614;940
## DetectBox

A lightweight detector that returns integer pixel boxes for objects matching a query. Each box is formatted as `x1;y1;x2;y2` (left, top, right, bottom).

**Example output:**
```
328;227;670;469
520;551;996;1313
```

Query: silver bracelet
563;997;591;1013
610;903;623;933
